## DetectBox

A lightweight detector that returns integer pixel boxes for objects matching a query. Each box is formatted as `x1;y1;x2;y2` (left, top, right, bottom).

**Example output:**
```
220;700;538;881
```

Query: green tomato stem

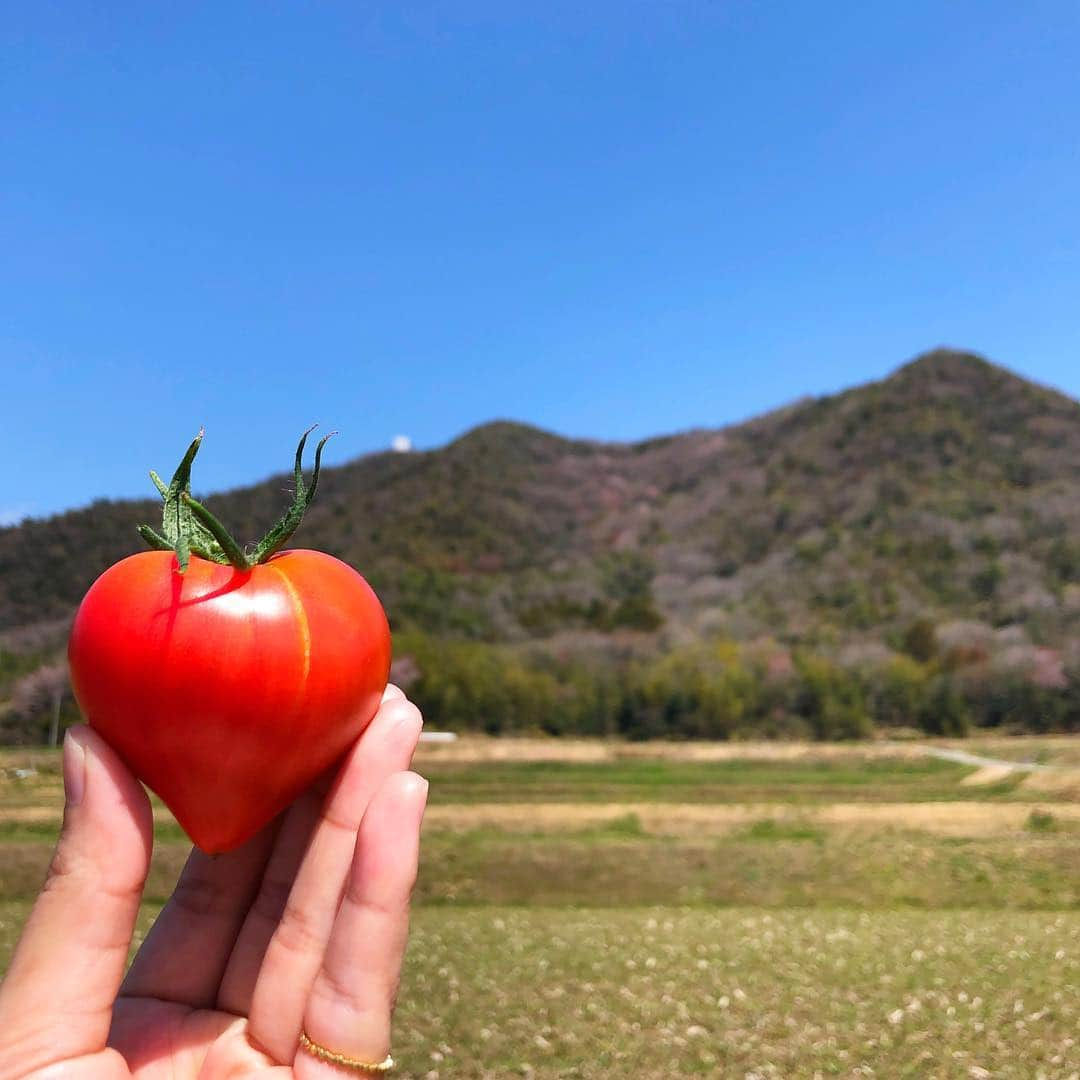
136;427;335;573
181;494;251;571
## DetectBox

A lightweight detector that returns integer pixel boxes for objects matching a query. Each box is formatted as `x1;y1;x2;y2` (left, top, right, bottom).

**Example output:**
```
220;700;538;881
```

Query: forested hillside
4;349;1080;742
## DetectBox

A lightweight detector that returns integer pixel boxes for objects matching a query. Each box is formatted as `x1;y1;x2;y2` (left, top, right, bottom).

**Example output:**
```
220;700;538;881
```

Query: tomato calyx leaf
250;425;337;564
137;427;336;573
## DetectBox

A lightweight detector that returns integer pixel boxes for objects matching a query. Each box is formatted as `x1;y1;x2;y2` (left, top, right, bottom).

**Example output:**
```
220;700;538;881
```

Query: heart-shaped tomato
66;428;391;850
68;548;391;852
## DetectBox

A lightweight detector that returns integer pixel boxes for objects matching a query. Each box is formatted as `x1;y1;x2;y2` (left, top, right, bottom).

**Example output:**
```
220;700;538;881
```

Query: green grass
1026;809;1060;833
4;818;1078;912
394;907;1080;1078
738;817;827;844
420;756;1032;804
0;749;1043;813
415;828;1080;909
2;902;1076;1078
3;739;1080;1076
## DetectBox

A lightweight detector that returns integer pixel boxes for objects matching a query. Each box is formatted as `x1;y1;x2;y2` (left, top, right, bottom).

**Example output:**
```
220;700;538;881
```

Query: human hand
0;686;427;1079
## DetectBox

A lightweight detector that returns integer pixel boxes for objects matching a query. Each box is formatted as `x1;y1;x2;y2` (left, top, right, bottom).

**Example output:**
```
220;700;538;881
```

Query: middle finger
223;691;421;1060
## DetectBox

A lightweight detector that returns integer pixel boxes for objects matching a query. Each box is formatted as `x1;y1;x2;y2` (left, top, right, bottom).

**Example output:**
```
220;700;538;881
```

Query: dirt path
920;746;1048;772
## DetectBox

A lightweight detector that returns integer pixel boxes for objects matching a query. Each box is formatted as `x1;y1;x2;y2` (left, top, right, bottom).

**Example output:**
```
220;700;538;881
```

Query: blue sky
4;2;1080;522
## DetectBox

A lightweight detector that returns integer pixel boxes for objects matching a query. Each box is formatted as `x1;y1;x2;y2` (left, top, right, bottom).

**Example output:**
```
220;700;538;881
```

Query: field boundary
3;798;1079;836
420;800;1080;836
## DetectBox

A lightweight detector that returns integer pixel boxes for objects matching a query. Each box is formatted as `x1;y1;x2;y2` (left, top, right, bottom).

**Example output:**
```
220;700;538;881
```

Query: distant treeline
3;624;1078;745
397;630;1080;740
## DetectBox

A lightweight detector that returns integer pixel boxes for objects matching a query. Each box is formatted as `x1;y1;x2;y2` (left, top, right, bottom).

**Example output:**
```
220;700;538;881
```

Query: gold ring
298;1031;395;1073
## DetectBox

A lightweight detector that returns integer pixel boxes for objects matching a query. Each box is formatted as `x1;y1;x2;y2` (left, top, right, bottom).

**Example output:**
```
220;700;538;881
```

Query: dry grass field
1;736;1079;1077
940;736;1080;768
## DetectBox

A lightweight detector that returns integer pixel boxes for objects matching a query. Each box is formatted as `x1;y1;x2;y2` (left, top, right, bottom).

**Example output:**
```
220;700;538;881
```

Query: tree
902;619;938;663
917;676;969;736
8;662;69;746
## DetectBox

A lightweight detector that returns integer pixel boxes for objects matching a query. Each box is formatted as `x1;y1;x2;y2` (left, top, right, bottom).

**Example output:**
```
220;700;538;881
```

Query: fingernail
63;729;88;807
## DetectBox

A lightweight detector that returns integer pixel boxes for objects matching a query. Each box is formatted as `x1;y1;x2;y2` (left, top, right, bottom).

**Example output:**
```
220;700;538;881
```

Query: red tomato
68;548;391;853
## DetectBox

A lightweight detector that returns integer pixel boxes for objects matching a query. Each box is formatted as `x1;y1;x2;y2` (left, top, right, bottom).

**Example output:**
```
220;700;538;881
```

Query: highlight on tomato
67;428;391;853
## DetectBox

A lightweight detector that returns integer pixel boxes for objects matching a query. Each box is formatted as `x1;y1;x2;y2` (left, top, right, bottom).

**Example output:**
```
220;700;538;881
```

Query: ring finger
294;770;428;1078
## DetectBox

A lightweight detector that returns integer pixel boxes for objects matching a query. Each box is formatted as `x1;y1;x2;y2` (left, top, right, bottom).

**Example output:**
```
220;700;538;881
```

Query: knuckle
388;974;403;1017
379;699;422;730
41;844;79;895
42;838;140;905
271;897;328;959
321;803;362;837
171;869;235;919
310;964;386;1019
250;874;294;926
343;873;415;918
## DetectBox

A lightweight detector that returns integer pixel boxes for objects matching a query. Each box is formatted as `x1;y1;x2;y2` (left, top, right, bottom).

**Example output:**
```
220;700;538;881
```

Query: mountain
3;349;1080;662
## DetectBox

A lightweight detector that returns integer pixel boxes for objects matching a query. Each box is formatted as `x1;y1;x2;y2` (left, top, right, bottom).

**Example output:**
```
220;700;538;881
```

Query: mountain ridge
3;349;1080;667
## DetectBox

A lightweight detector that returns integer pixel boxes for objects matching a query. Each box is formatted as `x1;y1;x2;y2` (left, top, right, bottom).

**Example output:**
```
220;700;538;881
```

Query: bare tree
11;662;69;746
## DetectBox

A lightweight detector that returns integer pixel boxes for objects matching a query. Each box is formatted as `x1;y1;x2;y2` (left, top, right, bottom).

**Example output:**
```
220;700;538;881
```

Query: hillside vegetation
3;349;1080;741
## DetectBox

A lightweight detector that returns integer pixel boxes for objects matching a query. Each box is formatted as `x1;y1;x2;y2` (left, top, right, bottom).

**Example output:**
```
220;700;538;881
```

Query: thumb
0;725;154;1077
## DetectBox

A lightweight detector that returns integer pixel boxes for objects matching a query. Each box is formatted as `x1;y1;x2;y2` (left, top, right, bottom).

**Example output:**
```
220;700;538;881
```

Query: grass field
2;738;1079;1077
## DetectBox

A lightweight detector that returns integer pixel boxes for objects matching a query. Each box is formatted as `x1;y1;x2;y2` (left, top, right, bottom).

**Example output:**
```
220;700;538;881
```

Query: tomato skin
68;549;391;853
